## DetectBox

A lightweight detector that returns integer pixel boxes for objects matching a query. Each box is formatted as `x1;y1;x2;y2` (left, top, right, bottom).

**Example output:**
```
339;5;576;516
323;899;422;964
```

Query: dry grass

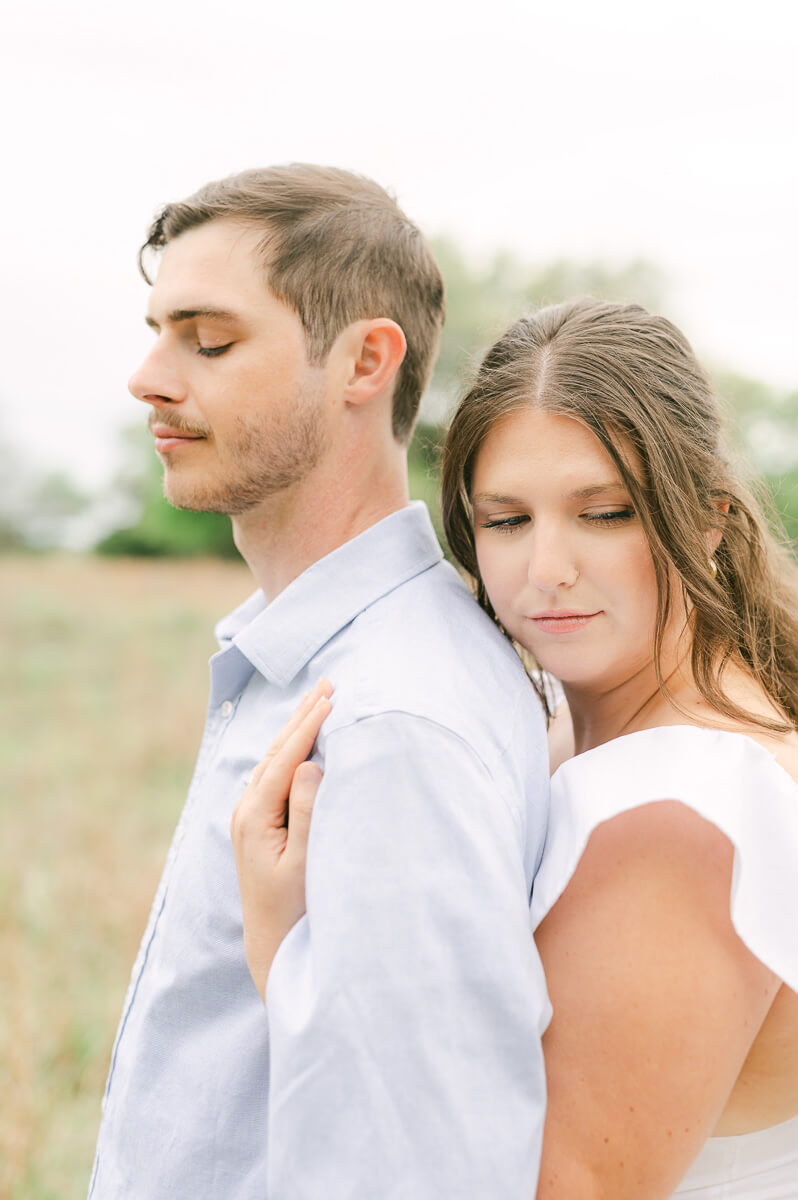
0;555;252;1200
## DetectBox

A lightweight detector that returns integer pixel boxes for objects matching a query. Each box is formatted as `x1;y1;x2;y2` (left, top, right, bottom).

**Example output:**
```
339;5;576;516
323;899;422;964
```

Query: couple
89;165;798;1198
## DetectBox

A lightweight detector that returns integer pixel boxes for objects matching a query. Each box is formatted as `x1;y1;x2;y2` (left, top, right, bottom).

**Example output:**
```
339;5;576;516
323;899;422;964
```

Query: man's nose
526;525;579;591
128;343;187;407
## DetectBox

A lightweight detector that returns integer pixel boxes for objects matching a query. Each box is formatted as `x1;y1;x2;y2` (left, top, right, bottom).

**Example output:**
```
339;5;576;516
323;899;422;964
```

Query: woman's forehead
475;409;613;475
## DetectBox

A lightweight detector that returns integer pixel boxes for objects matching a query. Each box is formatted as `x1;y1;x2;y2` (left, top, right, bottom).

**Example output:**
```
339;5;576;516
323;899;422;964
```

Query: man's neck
231;450;410;604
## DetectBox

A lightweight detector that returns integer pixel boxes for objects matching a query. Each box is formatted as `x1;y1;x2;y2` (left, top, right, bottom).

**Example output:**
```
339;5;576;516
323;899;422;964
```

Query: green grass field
0;555;252;1199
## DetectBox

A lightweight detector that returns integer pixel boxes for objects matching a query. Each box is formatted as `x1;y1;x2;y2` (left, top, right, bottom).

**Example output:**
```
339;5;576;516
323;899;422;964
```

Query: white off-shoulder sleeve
529;726;798;995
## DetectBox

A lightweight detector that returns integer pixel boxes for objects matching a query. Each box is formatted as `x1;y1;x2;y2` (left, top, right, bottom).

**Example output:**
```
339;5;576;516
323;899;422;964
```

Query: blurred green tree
768;468;798;544
714;371;798;544
94;242;796;557
0;426;91;551
424;240;666;423
96;427;241;558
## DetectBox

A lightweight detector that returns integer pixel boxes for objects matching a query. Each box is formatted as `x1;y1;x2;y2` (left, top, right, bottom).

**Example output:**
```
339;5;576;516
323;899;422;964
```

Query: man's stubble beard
162;382;328;516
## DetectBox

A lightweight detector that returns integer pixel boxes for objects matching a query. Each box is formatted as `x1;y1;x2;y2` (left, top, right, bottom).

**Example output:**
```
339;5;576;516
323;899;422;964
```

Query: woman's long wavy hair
442;299;798;733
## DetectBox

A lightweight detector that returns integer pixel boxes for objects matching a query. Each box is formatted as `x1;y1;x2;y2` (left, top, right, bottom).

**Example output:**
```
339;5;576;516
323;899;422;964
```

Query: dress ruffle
531;726;798;996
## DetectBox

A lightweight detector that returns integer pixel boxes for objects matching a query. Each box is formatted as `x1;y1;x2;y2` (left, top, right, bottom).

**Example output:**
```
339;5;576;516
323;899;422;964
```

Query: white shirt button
220;700;234;718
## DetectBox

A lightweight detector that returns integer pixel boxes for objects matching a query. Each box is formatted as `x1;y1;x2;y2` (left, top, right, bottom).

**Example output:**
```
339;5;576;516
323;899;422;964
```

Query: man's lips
527;610;602;634
150;423;206;452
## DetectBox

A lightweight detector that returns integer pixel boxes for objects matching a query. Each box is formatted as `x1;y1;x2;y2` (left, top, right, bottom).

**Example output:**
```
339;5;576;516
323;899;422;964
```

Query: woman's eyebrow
568;481;627;500
473;482;627;506
472;492;523;506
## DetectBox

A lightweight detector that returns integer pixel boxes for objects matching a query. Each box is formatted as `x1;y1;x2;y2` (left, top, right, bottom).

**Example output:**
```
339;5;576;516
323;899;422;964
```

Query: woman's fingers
266;697;331;801
285;761;324;871
249;679;333;788
236;695;332;837
230;686;331;1002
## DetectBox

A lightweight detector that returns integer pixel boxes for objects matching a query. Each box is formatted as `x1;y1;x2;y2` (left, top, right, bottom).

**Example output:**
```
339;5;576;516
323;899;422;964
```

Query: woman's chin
515;640;606;686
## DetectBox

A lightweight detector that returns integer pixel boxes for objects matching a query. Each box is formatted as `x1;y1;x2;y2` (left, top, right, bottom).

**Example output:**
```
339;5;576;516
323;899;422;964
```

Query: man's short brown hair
139;164;445;444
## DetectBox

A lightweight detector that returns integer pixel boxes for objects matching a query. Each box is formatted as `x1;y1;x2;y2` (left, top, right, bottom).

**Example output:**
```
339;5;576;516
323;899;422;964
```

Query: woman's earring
709;557;718;578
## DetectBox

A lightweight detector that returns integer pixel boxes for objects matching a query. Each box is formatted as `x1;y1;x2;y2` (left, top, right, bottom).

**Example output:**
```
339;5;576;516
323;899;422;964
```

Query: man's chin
162;478;238;516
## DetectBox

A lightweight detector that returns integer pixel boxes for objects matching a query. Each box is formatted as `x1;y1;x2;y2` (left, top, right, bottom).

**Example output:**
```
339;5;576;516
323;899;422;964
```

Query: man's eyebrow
144;307;241;330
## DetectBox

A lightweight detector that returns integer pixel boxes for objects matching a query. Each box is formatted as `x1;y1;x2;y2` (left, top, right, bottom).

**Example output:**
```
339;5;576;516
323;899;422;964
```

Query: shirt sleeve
265;711;549;1200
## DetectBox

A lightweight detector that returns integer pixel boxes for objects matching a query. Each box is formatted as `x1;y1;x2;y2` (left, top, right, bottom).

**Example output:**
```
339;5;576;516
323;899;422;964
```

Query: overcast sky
3;0;796;492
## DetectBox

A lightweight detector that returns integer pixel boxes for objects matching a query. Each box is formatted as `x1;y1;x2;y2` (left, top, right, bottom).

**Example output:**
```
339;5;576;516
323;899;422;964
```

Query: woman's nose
526;527;579;591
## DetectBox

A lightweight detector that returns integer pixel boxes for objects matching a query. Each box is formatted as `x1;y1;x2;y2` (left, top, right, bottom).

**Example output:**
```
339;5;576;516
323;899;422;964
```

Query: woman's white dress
530;726;798;1199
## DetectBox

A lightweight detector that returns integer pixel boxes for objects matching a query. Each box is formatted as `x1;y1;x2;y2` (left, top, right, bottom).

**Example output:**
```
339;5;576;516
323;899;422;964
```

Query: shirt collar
215;502;444;687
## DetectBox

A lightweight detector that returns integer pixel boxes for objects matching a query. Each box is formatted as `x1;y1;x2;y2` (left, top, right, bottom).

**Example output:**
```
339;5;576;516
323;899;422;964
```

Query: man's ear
341;319;407;408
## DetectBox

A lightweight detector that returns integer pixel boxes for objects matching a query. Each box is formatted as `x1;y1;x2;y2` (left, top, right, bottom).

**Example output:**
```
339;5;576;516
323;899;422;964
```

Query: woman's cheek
612;538;660;642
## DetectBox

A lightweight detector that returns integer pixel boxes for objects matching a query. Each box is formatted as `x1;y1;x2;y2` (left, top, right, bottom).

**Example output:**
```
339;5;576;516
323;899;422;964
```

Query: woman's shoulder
702;670;798;785
554;656;798;793
653;664;798;784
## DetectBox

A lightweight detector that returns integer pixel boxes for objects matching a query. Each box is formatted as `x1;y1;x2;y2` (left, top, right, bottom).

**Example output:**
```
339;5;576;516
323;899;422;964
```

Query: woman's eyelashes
197;343;233;358
582;507;636;526
478;508;635;533
479;515;529;532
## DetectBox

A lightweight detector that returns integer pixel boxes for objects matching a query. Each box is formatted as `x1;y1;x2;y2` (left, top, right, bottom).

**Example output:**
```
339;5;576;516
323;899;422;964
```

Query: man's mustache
148;413;212;438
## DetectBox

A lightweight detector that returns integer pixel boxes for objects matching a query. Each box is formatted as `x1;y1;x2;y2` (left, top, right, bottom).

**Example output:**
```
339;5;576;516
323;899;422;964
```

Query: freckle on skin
604;1137;609;1144
629;1106;635;1113
667;1130;672;1137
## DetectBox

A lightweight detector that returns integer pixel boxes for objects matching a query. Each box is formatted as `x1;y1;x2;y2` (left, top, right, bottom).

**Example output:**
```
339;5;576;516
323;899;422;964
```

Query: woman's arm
535;800;779;1198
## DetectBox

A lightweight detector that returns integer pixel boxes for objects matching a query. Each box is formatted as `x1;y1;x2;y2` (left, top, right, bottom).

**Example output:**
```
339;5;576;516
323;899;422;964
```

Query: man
89;165;551;1199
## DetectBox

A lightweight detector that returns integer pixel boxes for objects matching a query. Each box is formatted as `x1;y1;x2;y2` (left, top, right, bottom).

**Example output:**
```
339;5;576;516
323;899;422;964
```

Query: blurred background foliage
3;238;797;559
2;237;796;556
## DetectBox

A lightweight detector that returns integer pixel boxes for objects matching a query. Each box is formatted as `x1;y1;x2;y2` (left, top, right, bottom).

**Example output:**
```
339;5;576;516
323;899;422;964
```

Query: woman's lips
528;611;602;634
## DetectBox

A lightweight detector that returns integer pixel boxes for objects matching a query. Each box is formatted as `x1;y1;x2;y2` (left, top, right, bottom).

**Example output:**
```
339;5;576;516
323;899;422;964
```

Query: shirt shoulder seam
324;708;527;833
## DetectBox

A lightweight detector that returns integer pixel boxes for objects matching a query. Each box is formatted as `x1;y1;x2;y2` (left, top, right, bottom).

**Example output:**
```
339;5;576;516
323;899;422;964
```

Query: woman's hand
230;679;332;1001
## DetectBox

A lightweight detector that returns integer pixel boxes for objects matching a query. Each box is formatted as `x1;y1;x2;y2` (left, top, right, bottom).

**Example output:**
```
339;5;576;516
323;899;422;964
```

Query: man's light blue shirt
89;502;551;1199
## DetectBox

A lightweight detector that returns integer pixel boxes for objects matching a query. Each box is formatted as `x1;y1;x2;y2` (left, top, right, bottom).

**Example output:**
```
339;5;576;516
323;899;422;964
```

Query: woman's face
471;407;665;692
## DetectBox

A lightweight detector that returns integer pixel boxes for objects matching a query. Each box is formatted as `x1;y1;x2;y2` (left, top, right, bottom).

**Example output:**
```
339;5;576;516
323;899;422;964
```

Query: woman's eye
197;343;233;358
582;508;635;526
479;515;529;533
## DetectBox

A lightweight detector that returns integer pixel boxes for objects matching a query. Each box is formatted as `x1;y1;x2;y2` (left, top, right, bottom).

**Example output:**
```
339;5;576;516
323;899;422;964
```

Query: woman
232;299;798;1197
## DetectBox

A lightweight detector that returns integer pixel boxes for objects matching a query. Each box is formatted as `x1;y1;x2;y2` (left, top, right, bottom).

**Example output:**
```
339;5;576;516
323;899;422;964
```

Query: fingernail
298;762;323;783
